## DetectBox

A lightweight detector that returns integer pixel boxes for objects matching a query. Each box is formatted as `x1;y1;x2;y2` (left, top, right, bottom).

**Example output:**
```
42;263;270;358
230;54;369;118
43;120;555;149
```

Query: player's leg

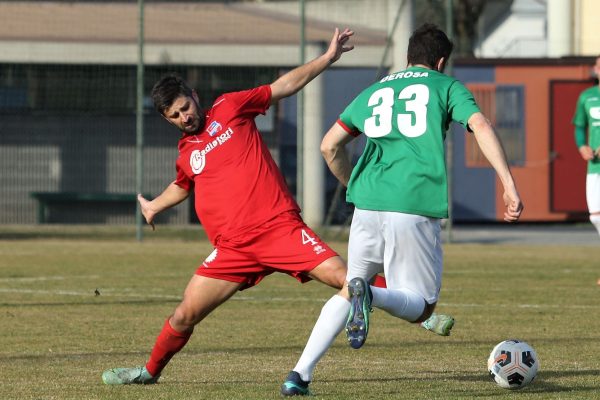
280;256;349;396
281;294;348;395
590;213;600;235
586;173;600;236
147;275;242;374
348;209;454;338
102;274;242;385
368;212;454;335
307;254;348;289
281;212;395;395
586;173;600;285
280;207;382;395
281;239;387;394
344;208;385;349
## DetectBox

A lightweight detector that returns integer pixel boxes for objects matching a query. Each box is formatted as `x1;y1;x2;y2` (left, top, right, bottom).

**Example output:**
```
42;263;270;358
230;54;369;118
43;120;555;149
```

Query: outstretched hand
137;194;156;231
326;28;355;64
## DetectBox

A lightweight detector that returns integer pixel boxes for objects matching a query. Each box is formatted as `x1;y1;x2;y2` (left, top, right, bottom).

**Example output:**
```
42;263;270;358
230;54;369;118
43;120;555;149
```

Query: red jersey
174;85;300;244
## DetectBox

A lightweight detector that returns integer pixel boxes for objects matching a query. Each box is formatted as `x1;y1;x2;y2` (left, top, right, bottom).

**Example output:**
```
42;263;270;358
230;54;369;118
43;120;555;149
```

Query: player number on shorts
301;229;318;246
364;84;429;138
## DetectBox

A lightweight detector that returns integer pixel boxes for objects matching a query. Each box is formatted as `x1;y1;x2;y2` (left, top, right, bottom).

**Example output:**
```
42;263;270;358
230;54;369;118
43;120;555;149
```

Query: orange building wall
494;64;592;221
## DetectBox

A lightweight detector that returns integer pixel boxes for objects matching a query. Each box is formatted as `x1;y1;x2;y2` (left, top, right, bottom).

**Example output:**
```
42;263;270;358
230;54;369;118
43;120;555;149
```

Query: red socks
145;319;192;377
143;278;386;377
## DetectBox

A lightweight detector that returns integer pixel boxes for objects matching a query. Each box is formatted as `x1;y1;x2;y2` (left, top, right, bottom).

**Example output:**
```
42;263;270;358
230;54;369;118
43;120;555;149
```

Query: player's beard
181;113;205;135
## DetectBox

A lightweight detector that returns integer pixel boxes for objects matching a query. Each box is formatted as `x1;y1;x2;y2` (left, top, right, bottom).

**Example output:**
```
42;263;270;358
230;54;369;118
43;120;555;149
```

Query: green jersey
339;66;480;218
572;85;600;174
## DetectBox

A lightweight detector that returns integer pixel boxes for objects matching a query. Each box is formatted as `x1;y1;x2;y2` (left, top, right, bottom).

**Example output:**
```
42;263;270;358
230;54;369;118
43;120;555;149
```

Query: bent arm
320;122;356;187
270;28;354;104
138;182;189;229
468;112;523;222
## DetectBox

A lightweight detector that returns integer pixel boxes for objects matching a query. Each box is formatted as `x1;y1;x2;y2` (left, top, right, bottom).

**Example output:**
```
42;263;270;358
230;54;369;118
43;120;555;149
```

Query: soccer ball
487;339;538;389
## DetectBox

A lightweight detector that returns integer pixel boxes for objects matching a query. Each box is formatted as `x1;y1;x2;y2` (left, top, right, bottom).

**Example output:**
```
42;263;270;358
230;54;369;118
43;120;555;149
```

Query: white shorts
347;208;443;304
586;173;600;213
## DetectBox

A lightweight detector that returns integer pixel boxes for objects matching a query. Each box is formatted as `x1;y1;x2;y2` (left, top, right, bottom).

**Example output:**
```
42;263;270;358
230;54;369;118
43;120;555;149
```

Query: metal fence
0;63;278;224
0;0;403;225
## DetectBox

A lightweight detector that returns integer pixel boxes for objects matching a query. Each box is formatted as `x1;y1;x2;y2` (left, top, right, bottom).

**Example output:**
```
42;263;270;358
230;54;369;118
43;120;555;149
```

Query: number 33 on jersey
337;66;481;219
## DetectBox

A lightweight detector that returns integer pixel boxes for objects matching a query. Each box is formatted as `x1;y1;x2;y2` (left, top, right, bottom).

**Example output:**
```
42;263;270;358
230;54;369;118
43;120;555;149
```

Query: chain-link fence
0;0;407;225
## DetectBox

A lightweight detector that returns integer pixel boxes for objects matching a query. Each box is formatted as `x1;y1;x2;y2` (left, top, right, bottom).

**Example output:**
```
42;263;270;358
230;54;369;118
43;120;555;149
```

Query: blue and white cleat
346;277;372;349
280;370;311;396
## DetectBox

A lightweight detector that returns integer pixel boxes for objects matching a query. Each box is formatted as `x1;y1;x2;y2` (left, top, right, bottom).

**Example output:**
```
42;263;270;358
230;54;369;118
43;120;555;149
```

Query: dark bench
30;192;140;223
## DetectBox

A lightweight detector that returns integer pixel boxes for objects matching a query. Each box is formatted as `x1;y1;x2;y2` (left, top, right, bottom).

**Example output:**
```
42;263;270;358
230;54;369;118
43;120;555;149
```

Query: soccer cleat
101;366;159;385
280;370;311;396
346;277;372;349
420;313;455;336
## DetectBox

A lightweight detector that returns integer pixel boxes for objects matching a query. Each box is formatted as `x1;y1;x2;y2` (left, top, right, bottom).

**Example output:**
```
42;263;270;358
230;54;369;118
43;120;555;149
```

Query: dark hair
407;23;454;70
151;73;194;115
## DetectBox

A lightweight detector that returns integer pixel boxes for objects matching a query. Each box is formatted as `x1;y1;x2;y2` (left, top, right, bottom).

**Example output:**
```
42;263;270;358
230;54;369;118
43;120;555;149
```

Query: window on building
465;83;525;167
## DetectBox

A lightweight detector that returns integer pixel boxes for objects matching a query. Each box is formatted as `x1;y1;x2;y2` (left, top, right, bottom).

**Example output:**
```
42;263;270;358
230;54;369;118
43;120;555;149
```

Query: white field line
0;287;598;309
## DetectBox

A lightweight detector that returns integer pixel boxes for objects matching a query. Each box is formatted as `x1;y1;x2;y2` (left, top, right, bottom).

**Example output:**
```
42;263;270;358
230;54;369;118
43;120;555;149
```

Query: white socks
371;286;425;322
590;214;600;236
293;294;349;382
292;286;427;382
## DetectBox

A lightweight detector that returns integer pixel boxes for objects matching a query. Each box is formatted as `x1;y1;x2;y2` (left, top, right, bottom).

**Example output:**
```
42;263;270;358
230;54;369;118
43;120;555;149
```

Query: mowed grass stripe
1;230;599;400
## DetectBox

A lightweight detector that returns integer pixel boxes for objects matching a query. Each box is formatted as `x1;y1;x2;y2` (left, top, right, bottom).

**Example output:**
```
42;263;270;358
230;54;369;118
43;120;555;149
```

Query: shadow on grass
0;225;207;242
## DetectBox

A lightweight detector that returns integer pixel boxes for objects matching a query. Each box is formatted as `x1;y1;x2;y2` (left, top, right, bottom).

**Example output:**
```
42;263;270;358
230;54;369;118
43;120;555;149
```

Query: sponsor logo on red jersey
189;127;235;174
206;120;223;137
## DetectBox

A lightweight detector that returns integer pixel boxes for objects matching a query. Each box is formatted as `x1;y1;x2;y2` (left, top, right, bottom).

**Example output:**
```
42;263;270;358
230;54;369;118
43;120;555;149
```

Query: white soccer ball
487;339;538;389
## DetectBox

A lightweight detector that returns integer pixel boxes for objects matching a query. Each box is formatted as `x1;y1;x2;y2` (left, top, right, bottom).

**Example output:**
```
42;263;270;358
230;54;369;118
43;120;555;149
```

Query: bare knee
170;303;204;333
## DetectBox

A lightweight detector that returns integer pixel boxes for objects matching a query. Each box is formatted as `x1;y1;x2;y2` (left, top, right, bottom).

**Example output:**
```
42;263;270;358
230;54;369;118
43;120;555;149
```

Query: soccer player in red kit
101;28;450;393
101;27;357;386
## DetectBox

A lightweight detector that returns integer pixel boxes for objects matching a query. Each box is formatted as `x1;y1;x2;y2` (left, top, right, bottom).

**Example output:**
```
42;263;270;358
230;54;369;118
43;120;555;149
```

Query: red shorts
195;211;338;290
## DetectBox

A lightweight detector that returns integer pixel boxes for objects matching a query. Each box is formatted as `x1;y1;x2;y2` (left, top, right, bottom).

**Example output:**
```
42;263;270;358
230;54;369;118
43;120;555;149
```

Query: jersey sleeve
572;91;588;128
447;80;481;129
224;85;271;117
174;160;193;191
338;97;362;136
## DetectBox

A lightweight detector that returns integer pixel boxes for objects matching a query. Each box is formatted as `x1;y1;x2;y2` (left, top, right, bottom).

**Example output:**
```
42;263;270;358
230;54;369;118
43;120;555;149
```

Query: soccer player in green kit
281;23;523;396
572;55;600;239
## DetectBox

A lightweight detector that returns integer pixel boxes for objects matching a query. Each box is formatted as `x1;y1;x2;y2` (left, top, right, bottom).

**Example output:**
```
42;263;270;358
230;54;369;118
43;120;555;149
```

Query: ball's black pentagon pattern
522;351;536;368
507;372;525;386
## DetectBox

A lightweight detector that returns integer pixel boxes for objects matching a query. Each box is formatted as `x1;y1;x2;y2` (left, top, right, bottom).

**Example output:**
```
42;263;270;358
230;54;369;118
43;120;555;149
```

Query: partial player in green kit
281;23;523;396
572;55;600;239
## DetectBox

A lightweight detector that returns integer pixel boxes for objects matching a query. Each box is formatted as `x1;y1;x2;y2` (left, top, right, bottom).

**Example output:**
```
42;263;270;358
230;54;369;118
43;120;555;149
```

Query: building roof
0;1;388;66
1;1;387;45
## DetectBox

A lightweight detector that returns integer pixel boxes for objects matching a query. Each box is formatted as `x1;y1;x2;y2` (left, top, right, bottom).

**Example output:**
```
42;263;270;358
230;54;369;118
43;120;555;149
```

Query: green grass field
1;225;599;400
